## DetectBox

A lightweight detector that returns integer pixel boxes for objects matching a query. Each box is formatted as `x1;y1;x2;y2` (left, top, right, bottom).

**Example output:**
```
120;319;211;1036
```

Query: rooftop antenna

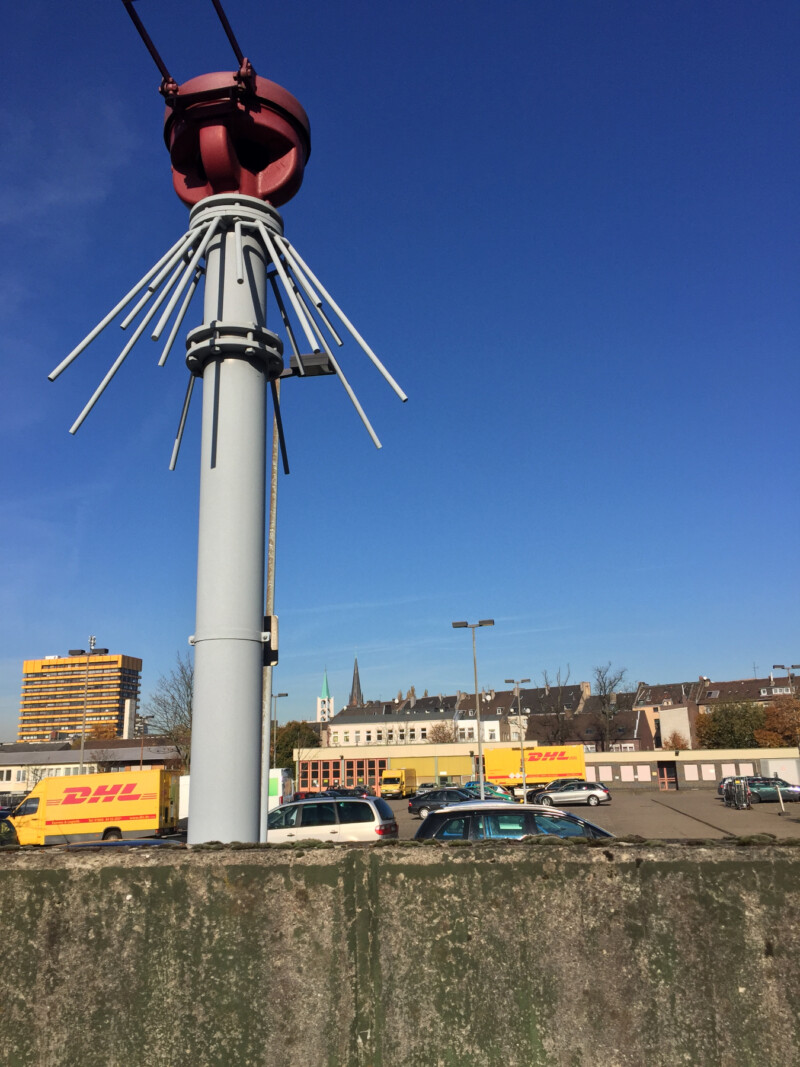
49;1;406;845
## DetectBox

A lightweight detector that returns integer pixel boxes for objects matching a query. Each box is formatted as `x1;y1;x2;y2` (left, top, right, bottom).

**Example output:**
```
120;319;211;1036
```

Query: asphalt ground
387;788;800;841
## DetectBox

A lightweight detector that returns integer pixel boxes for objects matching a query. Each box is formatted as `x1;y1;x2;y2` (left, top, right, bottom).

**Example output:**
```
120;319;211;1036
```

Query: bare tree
427;722;457;744
526;667;573;744
141;651;193;772
592;662;629;751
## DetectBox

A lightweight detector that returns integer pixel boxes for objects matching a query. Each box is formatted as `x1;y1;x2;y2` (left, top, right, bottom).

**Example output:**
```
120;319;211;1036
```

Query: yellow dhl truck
4;769;179;846
484;746;586;789
380;767;417;798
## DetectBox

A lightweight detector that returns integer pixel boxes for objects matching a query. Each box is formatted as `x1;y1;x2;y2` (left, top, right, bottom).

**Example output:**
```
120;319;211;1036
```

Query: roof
328;701;457;726
0;741;181;767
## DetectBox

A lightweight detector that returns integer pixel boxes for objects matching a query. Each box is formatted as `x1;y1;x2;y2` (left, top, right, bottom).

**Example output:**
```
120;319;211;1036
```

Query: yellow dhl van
380;767;417;798
7;769;179;846
484;746;586;788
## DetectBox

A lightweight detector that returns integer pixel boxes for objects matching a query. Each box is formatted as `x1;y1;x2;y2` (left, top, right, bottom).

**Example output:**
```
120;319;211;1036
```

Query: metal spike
277;235;408;403
48;226;197;381
169;374;196;471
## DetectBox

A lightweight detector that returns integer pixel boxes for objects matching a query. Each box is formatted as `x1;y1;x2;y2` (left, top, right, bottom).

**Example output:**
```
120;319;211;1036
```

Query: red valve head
163;71;311;207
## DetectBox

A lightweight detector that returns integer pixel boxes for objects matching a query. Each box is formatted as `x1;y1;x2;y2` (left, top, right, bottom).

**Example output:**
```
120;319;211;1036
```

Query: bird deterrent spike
160;267;203;367
256;221;320;355
268;275;305;375
293;284;382;449
48;225;197;381
169;374;196;471
276;234;408;403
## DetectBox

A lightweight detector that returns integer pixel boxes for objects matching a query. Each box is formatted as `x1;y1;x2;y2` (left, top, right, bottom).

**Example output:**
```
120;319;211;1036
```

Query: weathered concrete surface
1;839;799;1067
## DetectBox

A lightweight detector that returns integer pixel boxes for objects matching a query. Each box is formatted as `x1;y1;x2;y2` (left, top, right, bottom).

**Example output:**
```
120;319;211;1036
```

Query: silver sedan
536;782;611;807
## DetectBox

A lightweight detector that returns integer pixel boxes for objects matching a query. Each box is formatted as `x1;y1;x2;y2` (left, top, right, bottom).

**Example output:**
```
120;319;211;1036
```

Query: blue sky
1;1;798;739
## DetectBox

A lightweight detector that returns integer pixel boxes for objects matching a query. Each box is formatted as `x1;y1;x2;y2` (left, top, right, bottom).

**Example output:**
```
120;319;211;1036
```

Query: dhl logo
60;783;145;805
525;750;572;762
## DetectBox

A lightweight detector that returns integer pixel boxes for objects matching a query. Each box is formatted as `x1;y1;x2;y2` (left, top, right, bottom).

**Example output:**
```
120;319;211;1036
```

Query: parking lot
388;787;800;840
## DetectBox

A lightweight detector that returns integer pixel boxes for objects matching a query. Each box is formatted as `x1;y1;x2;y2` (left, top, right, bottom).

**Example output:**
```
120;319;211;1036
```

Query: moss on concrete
1;843;800;1065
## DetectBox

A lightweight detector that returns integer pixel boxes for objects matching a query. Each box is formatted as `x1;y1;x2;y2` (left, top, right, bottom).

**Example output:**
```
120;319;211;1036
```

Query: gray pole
260;382;281;840
187;196;284;844
78;635;96;774
472;627;485;800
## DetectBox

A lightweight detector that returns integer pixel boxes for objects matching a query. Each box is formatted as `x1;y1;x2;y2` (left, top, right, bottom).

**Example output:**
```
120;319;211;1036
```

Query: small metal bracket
186;321;284;377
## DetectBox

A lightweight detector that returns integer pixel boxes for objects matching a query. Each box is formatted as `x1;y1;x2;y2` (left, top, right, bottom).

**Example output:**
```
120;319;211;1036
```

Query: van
8;769;179;845
380;767;417;798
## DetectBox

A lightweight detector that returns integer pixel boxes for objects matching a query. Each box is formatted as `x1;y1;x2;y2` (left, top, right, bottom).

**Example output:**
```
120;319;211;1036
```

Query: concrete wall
1;840;799;1066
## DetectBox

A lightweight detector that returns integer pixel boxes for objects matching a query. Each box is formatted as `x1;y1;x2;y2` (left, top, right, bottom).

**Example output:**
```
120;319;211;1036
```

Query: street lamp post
505;677;531;798
137;714;154;769
772;665;800;694
68;637;109;774
452;620;494;799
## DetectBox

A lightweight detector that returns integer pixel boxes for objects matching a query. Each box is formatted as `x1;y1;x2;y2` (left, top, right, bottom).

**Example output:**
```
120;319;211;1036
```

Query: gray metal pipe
187;197;284;844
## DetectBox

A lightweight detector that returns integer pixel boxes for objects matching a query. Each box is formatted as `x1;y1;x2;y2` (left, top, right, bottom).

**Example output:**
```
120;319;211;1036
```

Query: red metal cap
163;71;311;207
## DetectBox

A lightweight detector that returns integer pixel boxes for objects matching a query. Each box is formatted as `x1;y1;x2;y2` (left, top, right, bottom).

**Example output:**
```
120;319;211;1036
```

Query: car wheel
103;828;123;841
539;796;553;806
418;807;430;820
587;795;599;806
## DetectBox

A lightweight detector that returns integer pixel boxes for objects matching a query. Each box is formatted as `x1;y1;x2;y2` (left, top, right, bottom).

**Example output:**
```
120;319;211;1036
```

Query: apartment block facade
18;653;142;742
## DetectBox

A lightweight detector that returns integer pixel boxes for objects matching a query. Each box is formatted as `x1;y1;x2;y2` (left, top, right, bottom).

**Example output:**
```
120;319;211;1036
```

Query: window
376;731;383;741
433;816;470;841
299;803;337;828
365;731;372;742
15;797;39;817
336;802;374;824
420;728;427;740
531;813;601;839
409;729;416;740
488;730;496;741
268;805;299;829
343;732;350;743
474;812;528;840
332;733;339;744
354;732;360;744
458;729;466;741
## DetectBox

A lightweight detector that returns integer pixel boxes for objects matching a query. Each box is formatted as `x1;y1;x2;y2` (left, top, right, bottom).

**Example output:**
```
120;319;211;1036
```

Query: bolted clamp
185;321;284;378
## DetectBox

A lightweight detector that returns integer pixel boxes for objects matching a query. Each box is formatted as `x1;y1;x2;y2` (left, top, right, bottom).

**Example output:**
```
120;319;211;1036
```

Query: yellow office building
18;653;143;742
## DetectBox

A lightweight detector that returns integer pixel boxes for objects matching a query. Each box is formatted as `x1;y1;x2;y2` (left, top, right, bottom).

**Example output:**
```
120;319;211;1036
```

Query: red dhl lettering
526;750;569;762
61;782;143;806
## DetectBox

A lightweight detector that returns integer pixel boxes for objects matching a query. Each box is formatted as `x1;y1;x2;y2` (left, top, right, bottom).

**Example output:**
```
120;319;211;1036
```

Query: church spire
317;669;334;723
348;656;364;707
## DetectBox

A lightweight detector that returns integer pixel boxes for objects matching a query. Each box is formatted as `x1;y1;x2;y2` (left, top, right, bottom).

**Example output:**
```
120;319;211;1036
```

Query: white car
266;797;398;843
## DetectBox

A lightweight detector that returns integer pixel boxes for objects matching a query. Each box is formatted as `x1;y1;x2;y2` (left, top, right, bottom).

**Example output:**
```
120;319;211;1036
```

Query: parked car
524;778;604;801
461;783;517;802
463;781;516;798
534;782;611;807
408;788;474;819
745;777;800;803
414;802;613;841
266;797;398;842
